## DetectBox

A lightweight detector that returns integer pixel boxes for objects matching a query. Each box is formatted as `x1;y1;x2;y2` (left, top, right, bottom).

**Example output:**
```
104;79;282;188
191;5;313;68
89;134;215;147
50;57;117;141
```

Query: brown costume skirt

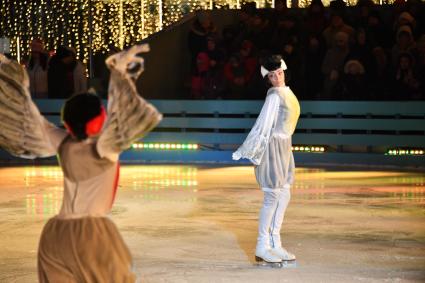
38;216;135;283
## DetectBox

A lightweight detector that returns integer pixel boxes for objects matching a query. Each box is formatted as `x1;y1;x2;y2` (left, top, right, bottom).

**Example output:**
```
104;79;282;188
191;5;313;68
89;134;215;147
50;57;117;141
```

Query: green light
131;142;200;151
387;148;425;155
291;145;325;152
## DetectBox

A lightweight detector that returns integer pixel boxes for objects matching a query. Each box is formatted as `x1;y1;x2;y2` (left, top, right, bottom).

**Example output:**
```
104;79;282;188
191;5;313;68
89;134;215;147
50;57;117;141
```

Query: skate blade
280;260;297;268
254;257;297;269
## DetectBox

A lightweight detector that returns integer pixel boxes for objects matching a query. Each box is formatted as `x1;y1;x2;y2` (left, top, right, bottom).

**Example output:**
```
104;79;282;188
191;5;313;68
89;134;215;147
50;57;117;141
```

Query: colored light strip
131;143;199;150
386;149;424;156
292;145;325;153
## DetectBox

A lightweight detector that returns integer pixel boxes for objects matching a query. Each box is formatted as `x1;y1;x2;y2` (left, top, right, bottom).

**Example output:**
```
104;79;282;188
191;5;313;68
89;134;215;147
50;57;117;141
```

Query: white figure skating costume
0;45;162;282
233;85;300;263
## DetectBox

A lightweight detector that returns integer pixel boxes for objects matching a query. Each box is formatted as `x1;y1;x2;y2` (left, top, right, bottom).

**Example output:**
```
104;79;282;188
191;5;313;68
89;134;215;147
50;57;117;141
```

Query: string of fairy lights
1;0;396;64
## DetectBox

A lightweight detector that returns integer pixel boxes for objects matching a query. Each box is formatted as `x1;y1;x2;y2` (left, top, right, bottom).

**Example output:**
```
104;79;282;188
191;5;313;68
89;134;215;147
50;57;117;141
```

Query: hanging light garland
0;0;395;64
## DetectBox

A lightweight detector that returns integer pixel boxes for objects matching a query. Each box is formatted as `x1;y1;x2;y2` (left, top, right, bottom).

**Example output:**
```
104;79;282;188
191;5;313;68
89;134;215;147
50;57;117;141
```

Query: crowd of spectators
188;0;425;100
17;0;425;101
23;39;87;99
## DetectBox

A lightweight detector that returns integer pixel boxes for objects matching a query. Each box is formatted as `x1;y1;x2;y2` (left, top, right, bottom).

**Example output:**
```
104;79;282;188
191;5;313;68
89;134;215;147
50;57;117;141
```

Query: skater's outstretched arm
96;44;162;162
232;91;280;165
0;54;66;159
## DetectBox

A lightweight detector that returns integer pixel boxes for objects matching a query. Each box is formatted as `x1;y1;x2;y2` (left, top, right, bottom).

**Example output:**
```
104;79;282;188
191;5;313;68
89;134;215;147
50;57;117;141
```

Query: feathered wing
0;54;66;159
96;44;163;161
232;91;280;165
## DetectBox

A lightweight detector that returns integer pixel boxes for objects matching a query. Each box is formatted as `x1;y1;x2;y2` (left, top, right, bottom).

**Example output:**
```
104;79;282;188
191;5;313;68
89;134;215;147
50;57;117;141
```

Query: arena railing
1;99;424;168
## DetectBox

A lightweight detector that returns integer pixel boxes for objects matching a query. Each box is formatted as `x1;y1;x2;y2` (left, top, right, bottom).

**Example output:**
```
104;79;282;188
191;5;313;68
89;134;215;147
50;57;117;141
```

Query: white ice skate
255;247;282;268
271;246;296;261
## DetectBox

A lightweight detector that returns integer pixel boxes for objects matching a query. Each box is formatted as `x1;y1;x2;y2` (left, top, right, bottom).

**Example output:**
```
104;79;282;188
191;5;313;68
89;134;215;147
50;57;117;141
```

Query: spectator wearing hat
391;25;416;67
394;11;417;37
27;39;49;98
333;59;369;100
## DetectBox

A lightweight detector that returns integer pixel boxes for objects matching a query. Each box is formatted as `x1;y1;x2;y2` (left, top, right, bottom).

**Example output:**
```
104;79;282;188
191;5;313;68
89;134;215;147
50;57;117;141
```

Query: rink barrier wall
0;99;424;168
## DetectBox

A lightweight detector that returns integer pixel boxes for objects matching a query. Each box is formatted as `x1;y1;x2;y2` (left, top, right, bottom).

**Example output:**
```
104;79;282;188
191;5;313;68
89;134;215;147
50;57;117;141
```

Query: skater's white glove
232;151;242;160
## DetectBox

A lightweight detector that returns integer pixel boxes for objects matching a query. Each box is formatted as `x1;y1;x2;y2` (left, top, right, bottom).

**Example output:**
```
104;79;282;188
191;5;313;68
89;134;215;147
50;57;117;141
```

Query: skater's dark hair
62;93;104;140
261;54;290;87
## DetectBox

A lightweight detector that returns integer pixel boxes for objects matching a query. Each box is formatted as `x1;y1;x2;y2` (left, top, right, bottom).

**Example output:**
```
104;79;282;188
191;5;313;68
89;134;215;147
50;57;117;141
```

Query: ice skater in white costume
0;45;162;282
233;54;300;264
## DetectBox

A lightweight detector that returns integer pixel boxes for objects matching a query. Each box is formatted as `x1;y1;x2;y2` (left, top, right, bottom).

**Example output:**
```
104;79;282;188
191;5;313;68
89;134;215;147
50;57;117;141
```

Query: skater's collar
261;59;287;78
267;86;290;96
268;86;289;92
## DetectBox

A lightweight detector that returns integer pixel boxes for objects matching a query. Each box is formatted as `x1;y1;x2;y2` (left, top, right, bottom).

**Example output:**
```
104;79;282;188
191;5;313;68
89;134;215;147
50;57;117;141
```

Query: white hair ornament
260;59;287;78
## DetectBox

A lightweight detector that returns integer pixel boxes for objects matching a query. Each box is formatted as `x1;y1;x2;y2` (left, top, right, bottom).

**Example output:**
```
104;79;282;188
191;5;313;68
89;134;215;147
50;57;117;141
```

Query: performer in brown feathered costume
0;44;162;282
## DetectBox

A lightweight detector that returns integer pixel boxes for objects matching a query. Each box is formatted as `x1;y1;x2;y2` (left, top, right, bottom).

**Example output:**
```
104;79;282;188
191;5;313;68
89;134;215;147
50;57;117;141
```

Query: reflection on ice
122;165;199;203
24;166;62;183
19;165;201;215
1;165;423;216
25;186;62;217
292;170;425;203
0;165;424;282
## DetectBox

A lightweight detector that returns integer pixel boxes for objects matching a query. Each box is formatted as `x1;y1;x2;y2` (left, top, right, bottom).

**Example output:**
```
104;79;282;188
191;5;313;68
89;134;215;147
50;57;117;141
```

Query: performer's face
268;68;285;87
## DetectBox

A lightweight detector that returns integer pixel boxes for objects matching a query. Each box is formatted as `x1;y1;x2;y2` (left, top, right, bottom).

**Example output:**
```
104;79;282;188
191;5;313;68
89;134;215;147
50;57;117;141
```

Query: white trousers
257;186;291;250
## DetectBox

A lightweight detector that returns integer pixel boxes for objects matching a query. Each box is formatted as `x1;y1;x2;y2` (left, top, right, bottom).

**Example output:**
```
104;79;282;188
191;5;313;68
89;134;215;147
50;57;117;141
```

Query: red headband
86;106;107;136
64;106;107;138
